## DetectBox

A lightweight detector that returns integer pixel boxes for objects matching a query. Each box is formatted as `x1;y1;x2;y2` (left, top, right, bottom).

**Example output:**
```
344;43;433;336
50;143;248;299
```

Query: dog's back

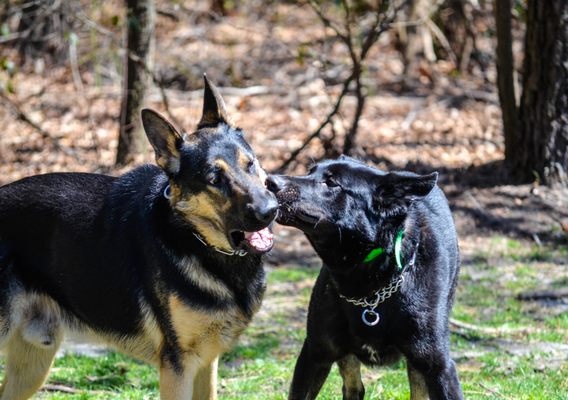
417;184;460;300
0;168;164;339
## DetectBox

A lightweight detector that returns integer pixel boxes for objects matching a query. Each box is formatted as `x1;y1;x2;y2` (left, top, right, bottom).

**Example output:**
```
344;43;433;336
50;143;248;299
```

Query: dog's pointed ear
197;74;231;129
141;109;183;175
374;172;438;205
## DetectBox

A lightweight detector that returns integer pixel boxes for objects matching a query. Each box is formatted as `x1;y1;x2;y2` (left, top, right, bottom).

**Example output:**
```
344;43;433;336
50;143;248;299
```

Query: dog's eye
325;177;340;188
247;160;255;174
206;172;222;186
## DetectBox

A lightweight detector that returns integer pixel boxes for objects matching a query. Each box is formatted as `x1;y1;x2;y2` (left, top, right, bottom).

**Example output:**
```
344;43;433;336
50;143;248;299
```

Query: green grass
1;236;566;399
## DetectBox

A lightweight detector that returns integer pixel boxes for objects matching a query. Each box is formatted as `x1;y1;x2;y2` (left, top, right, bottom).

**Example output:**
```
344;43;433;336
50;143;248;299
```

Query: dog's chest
168;294;250;362
343;309;403;366
351;337;402;366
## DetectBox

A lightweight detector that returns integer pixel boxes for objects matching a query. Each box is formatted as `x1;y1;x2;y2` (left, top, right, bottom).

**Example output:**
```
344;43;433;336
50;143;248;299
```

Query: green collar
363;230;405;271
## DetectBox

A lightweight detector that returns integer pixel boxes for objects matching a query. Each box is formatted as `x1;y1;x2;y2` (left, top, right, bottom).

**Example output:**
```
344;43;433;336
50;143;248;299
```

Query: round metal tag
362;309;380;326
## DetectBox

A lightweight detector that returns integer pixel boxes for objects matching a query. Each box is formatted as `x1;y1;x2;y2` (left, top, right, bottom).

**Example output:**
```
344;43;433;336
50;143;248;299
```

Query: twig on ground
41;384;112;395
157;7;180;21
516;288;568;301
41;384;82;394
449;318;535;336
478;382;513;400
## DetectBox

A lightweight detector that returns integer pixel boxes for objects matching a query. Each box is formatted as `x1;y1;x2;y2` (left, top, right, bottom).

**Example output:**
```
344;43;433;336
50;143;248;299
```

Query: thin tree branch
0;91;56;144
276;73;354;172
0;91;80;158
307;0;350;46
280;0;408;166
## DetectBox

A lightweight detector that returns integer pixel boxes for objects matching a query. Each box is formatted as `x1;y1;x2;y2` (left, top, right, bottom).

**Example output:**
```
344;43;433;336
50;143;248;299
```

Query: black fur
0;77;277;395
267;155;463;400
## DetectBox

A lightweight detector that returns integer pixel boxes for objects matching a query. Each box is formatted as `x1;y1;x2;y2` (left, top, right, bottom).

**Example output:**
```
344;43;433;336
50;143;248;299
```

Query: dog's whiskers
313;215;325;230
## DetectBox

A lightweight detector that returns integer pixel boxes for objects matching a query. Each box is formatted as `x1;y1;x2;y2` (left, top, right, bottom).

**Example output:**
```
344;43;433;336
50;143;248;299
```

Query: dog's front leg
192;357;218;400
337;354;365;400
407;363;429;400
160;357;200;400
423;358;462;400
289;341;334;400
407;352;463;400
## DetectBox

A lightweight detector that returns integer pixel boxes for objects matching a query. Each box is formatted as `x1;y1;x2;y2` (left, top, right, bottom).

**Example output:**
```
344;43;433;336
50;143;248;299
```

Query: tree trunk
116;0;155;165
210;0;227;16
494;0;518;168
516;0;568;186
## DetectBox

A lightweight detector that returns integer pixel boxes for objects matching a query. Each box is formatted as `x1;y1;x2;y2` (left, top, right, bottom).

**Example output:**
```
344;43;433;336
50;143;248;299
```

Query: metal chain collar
339;273;405;308
338;244;417;327
339;274;405;327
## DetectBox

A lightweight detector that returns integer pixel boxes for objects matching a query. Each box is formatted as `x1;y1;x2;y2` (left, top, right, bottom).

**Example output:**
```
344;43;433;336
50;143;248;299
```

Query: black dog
267;156;462;400
0;76;277;400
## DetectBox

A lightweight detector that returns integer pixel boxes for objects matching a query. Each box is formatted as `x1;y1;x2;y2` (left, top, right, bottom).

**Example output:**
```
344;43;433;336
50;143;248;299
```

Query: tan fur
162;294;252;400
237;150;251;170
160;359;199;400
177;256;233;300
154;132;182;174
3;290;164;365
215;159;232;175
408;364;430;400
168;295;248;362
167;183;183;203
0;332;61;400
0;279;247;400
193;357;218;400
256;160;267;185
0;292;63;400
17;294;63;349
337;354;365;400
175;191;232;250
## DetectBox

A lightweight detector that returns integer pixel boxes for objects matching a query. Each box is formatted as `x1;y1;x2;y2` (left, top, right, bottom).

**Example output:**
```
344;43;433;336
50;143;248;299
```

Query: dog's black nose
266;175;285;194
253;197;278;224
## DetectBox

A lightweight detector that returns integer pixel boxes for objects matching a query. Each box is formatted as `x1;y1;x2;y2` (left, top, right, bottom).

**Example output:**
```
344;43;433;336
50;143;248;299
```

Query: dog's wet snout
266;175;300;204
248;196;278;225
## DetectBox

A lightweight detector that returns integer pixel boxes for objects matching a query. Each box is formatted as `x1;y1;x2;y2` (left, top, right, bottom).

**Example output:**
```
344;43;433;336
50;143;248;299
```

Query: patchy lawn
3;231;563;400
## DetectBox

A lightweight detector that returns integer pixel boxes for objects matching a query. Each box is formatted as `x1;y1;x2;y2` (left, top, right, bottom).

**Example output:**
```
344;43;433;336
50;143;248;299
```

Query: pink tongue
244;227;273;251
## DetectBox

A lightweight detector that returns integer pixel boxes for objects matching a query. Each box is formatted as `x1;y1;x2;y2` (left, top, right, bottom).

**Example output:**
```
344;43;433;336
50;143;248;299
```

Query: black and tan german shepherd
267;156;463;400
0;76;277;400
